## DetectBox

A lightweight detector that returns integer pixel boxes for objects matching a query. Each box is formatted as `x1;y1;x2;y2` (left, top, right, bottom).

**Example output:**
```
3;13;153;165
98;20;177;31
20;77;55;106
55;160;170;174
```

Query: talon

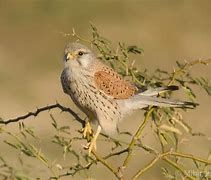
82;141;97;156
82;142;90;150
88;140;97;156
81;125;102;156
88;125;102;156
80;122;93;141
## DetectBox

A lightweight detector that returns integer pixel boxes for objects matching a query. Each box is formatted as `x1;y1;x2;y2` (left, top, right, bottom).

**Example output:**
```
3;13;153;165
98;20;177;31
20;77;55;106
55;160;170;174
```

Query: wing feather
94;69;137;99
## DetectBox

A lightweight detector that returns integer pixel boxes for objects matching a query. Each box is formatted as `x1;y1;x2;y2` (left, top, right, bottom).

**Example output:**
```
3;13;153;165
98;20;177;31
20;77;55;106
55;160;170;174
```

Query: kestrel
60;42;196;155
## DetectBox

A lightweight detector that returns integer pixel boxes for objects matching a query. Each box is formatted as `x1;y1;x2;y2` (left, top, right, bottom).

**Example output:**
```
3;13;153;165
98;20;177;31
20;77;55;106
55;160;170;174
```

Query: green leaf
176;61;184;68
207;150;211;161
192;77;211;95
127;45;143;54
90;23;99;39
182;86;196;101
4;140;19;149
162;167;176;179
173;118;190;133
50;114;58;130
25;128;37;138
160;124;182;135
158;132;168;145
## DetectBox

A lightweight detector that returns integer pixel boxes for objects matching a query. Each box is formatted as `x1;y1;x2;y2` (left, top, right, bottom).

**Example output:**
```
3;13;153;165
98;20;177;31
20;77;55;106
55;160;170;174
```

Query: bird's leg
81;121;101;155
88;125;101;155
81;121;93;142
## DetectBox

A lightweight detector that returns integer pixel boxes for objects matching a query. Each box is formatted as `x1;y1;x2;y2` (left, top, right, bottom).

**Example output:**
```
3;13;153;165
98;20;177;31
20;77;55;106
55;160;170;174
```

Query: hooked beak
65;53;75;61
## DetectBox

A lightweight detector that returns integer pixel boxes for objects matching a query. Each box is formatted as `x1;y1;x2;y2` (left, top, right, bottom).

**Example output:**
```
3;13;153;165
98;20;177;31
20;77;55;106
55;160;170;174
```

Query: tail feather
139;85;179;96
122;94;198;113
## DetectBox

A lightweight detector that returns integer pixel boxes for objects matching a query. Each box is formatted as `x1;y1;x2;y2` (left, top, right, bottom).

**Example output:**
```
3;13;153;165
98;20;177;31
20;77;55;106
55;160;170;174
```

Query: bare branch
0;103;85;126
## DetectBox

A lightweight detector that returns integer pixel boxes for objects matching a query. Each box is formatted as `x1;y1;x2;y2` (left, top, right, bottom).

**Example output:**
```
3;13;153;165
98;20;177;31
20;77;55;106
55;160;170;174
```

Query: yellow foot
80;122;93;141
84;139;97;156
87;126;102;156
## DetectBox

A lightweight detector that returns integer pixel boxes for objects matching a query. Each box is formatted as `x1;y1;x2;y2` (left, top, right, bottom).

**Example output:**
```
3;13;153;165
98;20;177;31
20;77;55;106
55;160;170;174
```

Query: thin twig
137;140;159;155
132;156;161;180
168;58;211;86
49;162;94;179
72;28;92;43
168;152;211;165
92;150;123;180
132;151;173;179
104;149;128;159
162;157;195;180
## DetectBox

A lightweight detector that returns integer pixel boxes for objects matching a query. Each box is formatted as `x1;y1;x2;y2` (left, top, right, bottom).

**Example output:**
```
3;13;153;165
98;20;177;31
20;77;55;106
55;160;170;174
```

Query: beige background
0;0;211;179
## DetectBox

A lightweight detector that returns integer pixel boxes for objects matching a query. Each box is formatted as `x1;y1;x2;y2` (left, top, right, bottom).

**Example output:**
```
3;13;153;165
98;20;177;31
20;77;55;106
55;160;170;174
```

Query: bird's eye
78;51;84;56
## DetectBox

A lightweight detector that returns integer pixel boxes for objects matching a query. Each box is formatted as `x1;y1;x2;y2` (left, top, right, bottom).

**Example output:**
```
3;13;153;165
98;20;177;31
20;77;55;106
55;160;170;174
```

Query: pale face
64;42;95;69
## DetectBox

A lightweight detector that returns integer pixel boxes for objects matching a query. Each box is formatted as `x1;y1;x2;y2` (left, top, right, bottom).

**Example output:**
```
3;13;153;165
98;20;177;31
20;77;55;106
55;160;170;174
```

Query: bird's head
63;42;95;69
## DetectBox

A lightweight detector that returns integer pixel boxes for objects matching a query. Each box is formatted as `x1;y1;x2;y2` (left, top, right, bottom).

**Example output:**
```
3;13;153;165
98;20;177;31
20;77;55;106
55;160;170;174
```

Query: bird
60;42;197;155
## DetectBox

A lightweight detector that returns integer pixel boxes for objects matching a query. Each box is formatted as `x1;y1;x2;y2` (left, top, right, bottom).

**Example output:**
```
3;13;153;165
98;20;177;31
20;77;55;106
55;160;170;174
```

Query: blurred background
0;0;211;179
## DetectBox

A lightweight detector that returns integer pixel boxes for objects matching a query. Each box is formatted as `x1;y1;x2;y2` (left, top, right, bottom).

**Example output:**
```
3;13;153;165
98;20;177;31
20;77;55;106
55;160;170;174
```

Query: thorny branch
0;102;85;126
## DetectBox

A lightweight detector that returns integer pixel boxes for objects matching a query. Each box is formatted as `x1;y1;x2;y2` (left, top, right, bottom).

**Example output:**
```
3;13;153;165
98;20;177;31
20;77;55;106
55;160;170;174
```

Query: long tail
131;95;198;109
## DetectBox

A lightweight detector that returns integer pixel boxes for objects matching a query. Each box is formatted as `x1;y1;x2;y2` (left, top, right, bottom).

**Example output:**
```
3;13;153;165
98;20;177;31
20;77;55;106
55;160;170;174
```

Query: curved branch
0;102;85;126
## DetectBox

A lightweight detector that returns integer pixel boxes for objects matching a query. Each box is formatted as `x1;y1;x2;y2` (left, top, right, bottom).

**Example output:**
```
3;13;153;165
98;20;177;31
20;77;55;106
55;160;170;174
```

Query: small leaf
127;45;143;54
160;131;177;146
25;128;36;138
173;118;190;133
59;126;70;132
176;61;184;68
20;132;27;139
158;132;168;145
207;150;211;161
4;140;18;149
156;68;169;74
50;114;58;130
192;77;211;95
90;23;99;39
160;124;182;135
162;167;176;179
55;164;63;170
182;86;196;101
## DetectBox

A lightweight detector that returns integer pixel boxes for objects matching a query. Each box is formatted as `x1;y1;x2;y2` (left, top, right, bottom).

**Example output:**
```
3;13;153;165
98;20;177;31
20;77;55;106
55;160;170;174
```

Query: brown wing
94;69;137;99
60;70;70;94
